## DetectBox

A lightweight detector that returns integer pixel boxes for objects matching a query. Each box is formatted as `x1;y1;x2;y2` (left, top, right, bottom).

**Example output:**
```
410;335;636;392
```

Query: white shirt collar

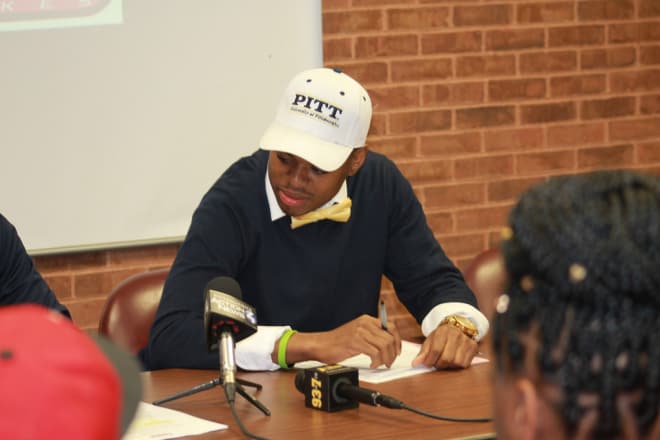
265;168;348;222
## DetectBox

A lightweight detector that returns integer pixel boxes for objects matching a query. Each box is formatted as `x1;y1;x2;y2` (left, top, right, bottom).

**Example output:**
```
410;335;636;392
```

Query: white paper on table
295;340;489;384
122;401;227;440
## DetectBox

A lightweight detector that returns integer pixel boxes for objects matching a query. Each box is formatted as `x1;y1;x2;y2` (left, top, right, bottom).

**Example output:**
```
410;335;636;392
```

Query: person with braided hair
492;169;660;440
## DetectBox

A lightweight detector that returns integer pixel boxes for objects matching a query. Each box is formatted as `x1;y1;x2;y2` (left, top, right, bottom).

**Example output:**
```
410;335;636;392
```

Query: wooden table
141;363;495;440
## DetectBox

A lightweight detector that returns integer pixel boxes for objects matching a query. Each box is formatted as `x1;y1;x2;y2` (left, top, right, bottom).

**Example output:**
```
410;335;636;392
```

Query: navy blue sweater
145;150;476;369
0;214;70;317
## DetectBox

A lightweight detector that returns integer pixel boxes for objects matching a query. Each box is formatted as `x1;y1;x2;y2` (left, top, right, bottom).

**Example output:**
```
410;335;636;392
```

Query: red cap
0;304;142;439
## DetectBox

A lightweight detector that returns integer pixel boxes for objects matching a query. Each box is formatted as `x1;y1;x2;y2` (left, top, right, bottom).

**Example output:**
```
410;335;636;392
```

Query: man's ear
512;378;540;440
346;147;367;176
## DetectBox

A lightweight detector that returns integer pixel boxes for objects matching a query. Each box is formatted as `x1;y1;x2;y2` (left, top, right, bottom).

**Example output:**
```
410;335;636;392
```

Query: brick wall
35;0;660;333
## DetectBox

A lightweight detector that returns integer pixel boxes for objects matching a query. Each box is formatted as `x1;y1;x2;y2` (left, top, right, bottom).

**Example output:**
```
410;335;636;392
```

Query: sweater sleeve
381;163;480;323
0;214;71;318
144;188;248;370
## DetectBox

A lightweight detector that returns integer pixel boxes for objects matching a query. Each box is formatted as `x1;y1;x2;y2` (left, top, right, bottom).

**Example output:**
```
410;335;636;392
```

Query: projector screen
1;0;323;255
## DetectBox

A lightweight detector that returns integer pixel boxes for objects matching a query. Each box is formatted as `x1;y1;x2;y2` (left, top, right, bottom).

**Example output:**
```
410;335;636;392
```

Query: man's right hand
273;314;402;368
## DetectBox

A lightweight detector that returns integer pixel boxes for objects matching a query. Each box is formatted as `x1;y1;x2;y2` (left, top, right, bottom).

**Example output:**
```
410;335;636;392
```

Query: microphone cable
225;386;271;440
399;402;492;423
367;390;492;423
227;401;270;440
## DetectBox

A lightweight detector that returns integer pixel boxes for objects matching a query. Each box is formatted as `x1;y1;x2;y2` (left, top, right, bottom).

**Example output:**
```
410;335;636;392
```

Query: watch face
451;316;478;339
442;315;478;339
455;315;475;329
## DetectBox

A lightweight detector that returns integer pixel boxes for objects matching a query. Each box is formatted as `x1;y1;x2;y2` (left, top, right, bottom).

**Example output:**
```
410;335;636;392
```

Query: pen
379;300;388;331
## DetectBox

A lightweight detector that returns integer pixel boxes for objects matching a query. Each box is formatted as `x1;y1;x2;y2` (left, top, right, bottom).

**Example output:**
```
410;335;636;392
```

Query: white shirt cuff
235;325;290;371
420;302;490;341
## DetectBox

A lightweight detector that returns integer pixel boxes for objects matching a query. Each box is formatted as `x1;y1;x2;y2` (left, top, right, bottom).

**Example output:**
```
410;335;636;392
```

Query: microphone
294;365;404;412
203;276;257;403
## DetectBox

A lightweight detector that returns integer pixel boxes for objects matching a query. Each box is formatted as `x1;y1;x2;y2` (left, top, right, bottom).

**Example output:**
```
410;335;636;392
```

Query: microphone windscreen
295;370;305;394
204;276;257;350
206;276;242;300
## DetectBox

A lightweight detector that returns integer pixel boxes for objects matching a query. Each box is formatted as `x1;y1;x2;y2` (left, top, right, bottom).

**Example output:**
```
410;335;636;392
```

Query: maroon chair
463;248;507;326
98;268;169;355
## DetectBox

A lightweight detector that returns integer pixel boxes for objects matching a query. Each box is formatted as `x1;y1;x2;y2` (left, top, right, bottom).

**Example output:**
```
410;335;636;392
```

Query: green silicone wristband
277;329;297;369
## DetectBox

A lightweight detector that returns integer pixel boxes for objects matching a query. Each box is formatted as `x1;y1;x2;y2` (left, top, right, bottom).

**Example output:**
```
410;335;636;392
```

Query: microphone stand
153;375;271;416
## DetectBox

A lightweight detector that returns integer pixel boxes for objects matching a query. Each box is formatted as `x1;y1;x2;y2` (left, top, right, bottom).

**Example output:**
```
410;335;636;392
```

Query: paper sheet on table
295;340;489;384
122;401;227;440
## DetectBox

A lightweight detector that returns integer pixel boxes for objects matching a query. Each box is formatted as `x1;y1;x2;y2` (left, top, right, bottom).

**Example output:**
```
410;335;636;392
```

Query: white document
296;340;489;384
122;401;227;440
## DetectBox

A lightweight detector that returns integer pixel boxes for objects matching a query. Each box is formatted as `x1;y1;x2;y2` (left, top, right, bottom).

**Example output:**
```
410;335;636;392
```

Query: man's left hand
411;323;479;369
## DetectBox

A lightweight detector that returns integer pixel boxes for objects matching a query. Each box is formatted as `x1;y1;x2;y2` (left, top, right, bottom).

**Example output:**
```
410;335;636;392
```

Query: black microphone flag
295;365;360;412
295;365;405;412
203;276;257;352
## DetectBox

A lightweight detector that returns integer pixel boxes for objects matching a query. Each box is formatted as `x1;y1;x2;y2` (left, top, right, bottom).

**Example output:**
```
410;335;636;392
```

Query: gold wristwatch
440;315;478;340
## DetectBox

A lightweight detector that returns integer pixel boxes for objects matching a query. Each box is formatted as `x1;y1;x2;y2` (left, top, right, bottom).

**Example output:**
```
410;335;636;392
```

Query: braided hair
493;170;660;438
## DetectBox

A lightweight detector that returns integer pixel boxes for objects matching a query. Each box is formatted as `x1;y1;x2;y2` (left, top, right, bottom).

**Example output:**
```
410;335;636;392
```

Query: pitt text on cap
290;93;343;129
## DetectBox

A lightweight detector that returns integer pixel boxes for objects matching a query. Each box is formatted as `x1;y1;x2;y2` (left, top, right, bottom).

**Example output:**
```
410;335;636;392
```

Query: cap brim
92;335;142;435
260;121;354;172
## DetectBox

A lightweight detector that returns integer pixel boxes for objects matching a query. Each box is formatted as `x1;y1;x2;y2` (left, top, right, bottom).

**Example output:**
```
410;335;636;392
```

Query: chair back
98;268;168;354
463;248;507;324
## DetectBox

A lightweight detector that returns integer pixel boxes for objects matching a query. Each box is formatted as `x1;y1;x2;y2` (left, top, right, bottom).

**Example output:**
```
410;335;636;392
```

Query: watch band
441;315;478;340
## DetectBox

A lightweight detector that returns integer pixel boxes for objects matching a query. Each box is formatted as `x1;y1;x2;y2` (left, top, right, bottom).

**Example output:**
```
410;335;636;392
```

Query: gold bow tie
290;197;352;230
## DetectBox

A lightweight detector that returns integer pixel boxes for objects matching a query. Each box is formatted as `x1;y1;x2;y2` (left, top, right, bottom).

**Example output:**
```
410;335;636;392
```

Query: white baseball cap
260;67;372;172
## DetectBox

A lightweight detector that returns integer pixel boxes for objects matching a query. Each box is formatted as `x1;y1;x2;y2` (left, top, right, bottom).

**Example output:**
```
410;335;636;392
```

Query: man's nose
289;164;310;186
